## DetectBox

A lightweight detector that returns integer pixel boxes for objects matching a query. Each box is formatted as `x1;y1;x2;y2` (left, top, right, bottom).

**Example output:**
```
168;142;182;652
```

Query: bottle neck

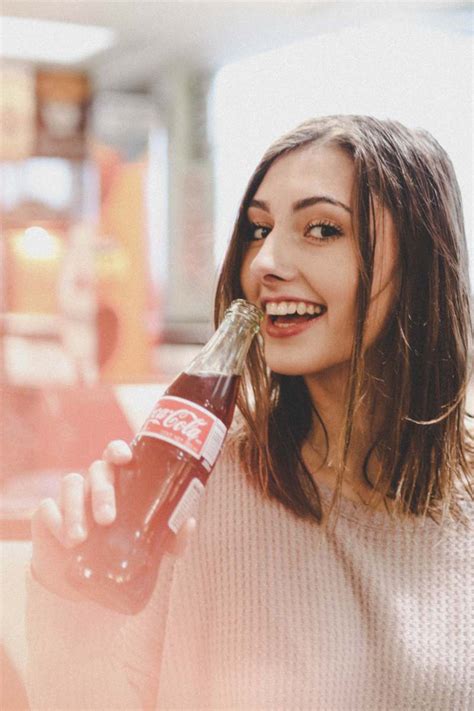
185;313;260;376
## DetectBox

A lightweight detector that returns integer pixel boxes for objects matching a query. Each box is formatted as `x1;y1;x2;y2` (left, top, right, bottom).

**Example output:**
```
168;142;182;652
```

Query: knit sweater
26;451;474;710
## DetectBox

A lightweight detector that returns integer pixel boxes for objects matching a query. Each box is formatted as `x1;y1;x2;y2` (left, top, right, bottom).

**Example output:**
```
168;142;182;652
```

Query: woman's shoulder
204;437;252;505
196;436;293;541
202;431;474;539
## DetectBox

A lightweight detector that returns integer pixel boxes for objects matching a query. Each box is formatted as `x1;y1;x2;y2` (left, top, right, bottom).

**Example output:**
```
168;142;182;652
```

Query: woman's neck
302;367;390;509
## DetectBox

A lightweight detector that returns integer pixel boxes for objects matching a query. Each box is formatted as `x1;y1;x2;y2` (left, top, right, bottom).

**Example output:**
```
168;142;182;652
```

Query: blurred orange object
95;154;157;382
35;70;90;160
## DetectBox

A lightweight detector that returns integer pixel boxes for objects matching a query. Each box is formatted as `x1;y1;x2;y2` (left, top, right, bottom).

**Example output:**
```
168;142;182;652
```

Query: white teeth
265;301;325;316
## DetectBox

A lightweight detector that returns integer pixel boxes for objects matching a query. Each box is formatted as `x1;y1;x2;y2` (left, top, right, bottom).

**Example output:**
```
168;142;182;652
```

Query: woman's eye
306;221;343;242
248;223;271;241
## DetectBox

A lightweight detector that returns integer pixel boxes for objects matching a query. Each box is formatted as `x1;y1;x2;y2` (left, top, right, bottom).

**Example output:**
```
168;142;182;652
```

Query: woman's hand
31;440;196;602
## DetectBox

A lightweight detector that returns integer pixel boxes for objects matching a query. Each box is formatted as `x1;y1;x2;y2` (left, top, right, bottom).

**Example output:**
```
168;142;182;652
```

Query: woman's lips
264;312;326;338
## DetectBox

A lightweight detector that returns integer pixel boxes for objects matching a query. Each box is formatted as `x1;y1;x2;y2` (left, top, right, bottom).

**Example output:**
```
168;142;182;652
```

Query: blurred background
0;1;472;706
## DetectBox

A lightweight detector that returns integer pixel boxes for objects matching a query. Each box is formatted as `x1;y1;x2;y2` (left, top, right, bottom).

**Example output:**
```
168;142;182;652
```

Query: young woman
27;116;473;710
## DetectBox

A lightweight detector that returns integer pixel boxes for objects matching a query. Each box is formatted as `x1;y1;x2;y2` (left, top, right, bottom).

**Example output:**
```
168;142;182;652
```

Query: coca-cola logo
149;406;208;442
140;395;226;464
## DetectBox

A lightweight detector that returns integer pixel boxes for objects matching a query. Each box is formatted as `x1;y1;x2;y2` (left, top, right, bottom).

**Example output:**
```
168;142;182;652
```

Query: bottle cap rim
225;299;263;321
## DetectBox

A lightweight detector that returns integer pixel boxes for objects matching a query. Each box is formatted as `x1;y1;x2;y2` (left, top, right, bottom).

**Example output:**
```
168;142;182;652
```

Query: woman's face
240;142;399;378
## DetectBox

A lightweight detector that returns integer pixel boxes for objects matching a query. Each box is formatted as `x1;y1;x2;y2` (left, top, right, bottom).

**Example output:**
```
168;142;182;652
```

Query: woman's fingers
36;437;190;551
36;497;63;543
60;472;88;546
34;443;123;551
93;439;131;525
30;503;88;602
102;439;132;466
88;459;116;525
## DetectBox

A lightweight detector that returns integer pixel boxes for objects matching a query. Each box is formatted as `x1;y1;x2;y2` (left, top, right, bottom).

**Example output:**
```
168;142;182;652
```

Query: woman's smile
262;298;327;338
264;309;327;338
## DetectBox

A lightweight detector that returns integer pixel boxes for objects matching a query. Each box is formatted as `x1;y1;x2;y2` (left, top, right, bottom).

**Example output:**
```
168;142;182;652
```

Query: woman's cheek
240;254;257;302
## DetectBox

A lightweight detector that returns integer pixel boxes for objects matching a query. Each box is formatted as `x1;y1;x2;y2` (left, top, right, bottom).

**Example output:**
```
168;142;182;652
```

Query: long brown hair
214;115;474;526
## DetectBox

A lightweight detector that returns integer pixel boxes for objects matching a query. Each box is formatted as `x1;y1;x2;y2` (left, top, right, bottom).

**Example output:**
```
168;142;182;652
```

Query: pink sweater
26;452;474;709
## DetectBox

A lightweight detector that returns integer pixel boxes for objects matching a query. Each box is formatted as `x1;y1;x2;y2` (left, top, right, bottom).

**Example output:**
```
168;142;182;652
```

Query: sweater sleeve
25;552;176;711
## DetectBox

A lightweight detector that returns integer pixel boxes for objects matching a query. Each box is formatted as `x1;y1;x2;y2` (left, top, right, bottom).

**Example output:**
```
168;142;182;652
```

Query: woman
27;116;474;710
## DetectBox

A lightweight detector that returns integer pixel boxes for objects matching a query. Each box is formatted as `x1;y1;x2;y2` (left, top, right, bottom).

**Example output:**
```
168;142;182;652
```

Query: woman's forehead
254;143;355;208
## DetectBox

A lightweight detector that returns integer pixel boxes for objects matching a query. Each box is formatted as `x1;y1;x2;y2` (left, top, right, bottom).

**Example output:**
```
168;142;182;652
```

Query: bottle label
168;477;205;534
139;395;227;470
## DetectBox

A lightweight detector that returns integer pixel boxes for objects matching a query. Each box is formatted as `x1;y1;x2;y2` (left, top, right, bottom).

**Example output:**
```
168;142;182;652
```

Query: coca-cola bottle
66;299;262;614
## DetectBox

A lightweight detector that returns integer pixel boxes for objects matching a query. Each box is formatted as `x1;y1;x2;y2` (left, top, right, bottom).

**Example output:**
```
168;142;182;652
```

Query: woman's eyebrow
248;195;352;214
248;199;270;212
293;195;352;214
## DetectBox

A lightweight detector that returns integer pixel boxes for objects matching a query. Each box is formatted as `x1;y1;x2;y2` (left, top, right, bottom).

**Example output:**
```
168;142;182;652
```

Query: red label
139;395;226;464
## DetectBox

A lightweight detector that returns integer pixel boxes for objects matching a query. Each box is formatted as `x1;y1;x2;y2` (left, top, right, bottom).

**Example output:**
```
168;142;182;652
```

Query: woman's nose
248;230;296;283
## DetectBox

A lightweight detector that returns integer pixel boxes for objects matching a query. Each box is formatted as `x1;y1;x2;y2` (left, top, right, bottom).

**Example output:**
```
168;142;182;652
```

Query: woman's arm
24;441;195;711
25;549;176;711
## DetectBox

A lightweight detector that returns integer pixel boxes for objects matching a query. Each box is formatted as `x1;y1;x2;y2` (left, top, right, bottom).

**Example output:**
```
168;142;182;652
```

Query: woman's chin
265;353;352;380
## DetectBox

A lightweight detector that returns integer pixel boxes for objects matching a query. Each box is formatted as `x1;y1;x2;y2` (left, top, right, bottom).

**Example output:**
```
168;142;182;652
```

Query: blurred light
13;227;63;261
0;16;116;64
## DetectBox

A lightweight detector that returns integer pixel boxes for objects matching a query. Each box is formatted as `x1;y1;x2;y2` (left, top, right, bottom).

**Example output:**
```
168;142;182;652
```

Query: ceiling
1;1;471;91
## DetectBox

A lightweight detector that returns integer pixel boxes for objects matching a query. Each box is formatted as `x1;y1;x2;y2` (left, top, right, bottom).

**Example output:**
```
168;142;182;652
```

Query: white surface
1;540;32;679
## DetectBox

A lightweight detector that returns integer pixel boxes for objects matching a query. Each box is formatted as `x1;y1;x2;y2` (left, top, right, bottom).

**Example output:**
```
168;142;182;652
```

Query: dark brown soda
66;372;240;614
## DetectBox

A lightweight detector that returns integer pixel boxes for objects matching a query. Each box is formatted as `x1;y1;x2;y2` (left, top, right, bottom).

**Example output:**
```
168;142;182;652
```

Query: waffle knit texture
26;450;474;710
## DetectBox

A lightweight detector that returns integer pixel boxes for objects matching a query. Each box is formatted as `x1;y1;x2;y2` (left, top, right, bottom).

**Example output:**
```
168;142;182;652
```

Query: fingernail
69;523;86;540
97;504;115;522
108;440;131;460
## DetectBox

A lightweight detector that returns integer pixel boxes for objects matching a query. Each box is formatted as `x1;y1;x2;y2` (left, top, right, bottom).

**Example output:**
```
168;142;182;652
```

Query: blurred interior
0;2;472;708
